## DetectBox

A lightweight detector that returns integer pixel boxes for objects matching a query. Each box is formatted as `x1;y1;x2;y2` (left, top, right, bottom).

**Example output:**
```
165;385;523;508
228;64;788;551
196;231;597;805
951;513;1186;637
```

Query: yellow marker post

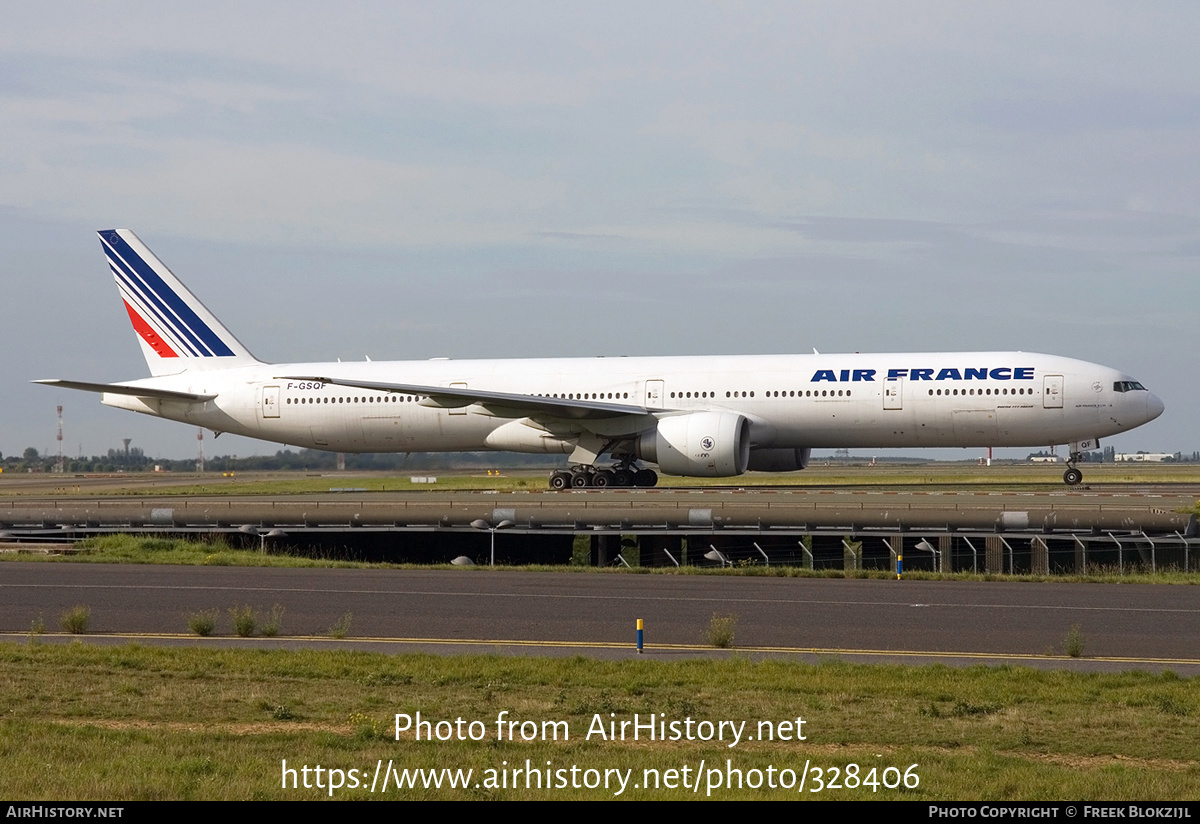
636;618;644;654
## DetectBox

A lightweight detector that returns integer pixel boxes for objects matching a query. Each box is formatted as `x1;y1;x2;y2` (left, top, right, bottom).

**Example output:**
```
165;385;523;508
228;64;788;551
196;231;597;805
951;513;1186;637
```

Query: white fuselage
103;350;1163;458
43;230;1163;483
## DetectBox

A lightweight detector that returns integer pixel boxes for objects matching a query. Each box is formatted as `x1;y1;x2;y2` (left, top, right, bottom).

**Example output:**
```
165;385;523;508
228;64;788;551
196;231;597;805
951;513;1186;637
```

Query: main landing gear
549;462;658;490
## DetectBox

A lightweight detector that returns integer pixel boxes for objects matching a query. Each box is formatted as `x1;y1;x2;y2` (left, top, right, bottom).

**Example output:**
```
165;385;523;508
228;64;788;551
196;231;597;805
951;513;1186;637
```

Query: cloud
2;3;1198;455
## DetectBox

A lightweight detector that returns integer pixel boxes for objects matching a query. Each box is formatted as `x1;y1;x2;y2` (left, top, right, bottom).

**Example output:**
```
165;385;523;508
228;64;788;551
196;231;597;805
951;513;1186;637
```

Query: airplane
36;229;1165;489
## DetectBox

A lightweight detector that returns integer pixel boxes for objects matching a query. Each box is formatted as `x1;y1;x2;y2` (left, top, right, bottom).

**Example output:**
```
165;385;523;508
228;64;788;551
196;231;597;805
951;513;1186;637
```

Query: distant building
1114;452;1175;462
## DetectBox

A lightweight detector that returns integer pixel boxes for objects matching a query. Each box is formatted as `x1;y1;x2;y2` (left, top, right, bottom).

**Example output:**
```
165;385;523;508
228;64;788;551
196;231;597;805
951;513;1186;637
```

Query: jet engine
636;412;750;477
746;447;812;472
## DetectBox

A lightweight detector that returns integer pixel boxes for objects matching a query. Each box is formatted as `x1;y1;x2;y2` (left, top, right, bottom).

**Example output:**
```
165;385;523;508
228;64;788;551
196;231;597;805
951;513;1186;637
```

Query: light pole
470;519;515;566
238;524;287;552
915;539;939;574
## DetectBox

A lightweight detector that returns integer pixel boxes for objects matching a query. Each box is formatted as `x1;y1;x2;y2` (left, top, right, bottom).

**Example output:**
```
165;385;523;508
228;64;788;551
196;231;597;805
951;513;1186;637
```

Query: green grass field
11;462;1200;497
2;642;1197;800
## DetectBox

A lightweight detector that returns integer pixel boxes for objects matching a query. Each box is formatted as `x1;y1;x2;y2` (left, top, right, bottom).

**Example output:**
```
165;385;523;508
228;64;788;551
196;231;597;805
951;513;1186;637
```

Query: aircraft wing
32;379;216;402
276;374;659;420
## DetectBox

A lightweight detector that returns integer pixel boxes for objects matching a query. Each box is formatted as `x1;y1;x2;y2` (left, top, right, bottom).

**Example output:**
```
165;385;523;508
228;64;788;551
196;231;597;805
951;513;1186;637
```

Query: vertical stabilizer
98;229;261;376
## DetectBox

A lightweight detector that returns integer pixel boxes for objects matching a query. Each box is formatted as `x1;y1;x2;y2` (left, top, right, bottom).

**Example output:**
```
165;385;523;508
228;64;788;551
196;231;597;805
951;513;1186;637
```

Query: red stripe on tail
123;300;178;358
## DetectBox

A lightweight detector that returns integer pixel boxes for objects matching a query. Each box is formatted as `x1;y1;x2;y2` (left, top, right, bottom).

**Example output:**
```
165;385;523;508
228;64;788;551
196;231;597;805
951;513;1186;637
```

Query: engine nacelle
637;412;750;477
747;447;812;472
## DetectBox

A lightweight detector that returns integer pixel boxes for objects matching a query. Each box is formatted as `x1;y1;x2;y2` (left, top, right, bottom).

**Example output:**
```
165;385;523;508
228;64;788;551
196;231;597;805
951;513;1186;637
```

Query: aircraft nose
1146;392;1165;422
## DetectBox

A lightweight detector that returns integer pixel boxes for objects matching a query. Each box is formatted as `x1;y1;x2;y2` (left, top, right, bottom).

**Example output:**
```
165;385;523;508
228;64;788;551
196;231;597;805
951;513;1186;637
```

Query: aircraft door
1043;375;1063;409
645;380;665;411
261;385;280;418
883;377;903;410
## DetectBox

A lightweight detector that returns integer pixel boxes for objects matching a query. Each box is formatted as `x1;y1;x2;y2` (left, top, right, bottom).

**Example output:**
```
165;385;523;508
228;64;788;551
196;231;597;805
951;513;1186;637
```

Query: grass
1064;624;1085;658
706;613;738;648
6;464;1200;497
0;643;1197;800
229;605;256;637
59;605;91;634
328;612;353;639
260;604;285;637
187;609;219;637
7;534;399;569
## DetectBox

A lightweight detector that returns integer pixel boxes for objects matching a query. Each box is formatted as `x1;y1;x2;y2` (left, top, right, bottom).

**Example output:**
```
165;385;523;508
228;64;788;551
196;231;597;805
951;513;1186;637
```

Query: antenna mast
55;405;64;473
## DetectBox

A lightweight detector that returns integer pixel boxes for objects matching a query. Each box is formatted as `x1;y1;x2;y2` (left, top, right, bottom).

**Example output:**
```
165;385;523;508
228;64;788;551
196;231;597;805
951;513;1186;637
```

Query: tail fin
99;229;261;376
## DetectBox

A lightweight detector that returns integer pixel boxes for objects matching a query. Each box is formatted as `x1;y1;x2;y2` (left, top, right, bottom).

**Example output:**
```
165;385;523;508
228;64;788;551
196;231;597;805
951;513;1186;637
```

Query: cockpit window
1113;381;1147;393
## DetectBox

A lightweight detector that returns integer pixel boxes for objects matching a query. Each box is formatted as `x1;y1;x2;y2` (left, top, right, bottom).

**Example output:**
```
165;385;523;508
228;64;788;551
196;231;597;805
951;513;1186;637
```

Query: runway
4;563;1199;671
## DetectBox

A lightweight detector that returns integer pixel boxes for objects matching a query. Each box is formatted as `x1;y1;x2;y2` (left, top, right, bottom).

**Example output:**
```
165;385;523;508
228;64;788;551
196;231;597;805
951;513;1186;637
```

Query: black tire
549;471;571;491
593;469;614;488
612;468;633;487
571;471;592;488
634;469;658;487
1063;467;1083;485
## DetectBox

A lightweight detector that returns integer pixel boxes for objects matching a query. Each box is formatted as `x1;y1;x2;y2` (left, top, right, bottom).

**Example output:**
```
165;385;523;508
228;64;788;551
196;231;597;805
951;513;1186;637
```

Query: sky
2;2;1197;461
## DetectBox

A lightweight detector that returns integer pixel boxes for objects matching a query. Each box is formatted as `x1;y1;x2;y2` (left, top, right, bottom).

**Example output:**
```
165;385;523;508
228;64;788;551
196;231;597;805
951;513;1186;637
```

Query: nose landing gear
1060;439;1099;486
1062;442;1089;486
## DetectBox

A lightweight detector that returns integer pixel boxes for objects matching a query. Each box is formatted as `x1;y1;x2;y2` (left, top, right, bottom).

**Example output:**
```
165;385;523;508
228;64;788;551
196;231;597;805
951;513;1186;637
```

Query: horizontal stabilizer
33;379;215;402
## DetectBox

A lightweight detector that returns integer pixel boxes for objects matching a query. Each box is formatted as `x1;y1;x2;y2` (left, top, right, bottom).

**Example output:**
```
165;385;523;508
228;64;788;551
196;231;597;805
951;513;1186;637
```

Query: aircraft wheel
593;469;614;488
571;471;593;488
634;469;658;487
612;468;633;487
549;471;572;491
1063;467;1083;485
